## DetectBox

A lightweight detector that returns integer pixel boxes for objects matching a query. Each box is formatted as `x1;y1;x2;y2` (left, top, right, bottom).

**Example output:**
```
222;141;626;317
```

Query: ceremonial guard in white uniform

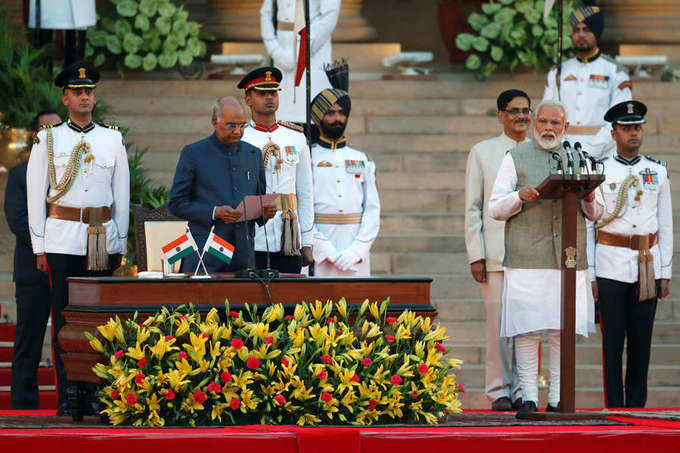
26;64;129;416
309;89;380;276
260;0;340;123
587;101;673;408
543;3;631;160
239;67;314;273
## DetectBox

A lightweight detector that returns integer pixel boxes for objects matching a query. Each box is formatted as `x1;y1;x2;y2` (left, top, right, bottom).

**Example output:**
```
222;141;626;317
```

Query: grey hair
212;96;244;119
535;100;567;118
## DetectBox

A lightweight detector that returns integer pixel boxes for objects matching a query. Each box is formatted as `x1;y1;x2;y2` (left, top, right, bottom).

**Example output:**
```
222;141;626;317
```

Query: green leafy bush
86;0;207;72
455;0;575;79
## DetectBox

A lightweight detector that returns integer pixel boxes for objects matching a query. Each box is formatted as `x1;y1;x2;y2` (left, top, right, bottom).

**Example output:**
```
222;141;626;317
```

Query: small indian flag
161;231;198;264
203;230;234;264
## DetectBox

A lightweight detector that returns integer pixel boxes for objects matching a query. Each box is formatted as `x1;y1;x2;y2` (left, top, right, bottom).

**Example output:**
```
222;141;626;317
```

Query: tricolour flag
161;231;198;264
203;230;234;264
293;0;307;87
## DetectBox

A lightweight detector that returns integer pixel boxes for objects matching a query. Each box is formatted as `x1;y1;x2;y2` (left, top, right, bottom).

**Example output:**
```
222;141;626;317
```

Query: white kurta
29;0;96;30
587;154;673;283
543;54;632;160
311;141;380;276
241;121;314;252
489;152;604;337
27;122;129;256
260;0;340;123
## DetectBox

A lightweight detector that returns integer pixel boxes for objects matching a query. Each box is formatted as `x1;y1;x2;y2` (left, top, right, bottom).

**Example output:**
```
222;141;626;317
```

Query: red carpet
0;410;678;453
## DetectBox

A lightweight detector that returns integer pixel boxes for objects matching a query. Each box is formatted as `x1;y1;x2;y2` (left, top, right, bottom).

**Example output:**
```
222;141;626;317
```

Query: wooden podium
530;173;604;417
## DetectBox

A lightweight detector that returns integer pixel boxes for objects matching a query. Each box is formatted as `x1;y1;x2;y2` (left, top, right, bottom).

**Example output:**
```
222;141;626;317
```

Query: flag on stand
293;0;307;87
161;231;198;264
203;230;234;264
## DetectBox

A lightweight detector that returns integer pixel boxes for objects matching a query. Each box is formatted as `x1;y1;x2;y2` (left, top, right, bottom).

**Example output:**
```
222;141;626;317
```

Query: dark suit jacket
169;134;266;272
4;162;49;285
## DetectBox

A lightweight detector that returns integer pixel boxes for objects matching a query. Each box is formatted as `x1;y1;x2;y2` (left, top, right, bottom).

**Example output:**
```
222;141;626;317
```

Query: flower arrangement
86;299;463;426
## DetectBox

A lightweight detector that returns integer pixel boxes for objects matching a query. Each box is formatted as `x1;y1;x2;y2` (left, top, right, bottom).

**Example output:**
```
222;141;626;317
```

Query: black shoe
515;400;538;419
512;398;523;411
491;397;513;411
546;402;561;412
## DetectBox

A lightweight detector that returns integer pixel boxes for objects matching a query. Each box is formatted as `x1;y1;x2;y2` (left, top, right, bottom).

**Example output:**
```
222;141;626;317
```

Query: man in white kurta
465;89;532;411
309;88;380;276
542;4;631;160
260;0;340;123
489;101;603;418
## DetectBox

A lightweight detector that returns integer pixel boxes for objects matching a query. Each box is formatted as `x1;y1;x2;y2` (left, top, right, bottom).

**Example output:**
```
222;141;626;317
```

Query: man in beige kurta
464;89;532;411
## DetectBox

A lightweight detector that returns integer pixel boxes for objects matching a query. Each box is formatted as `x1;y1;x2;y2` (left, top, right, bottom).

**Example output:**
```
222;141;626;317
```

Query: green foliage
86;0;208;74
455;0;575;79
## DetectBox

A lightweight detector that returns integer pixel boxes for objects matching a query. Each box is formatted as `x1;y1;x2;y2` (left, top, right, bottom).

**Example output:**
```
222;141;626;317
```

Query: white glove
334;250;361;272
270;47;295;72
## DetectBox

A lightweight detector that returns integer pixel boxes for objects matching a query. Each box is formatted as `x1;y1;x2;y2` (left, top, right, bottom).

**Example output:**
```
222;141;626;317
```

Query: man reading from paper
169;97;276;273
489;101;604;418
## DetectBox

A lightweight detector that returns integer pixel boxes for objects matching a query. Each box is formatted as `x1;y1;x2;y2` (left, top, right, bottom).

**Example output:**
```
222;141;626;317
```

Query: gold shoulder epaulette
278;120;304;133
96;121;119;131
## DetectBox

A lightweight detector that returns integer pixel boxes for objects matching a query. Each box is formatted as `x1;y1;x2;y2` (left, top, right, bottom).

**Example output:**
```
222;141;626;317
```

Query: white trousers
482;272;521;402
515;330;561;406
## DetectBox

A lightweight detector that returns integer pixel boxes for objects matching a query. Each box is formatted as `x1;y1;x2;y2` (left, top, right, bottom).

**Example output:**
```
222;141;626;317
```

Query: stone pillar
599;0;680;45
203;0;376;42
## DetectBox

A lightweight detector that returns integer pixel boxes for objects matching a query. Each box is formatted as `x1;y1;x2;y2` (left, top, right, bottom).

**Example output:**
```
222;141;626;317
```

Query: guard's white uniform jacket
242;121;313;252
27;121;129;256
587;154;673;283
543;52;632;160
311;137;380;276
260;0;340;123
29;0;96;29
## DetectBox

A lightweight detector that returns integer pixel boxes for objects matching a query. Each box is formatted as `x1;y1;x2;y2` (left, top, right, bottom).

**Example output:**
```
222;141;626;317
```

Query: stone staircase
92;75;680;409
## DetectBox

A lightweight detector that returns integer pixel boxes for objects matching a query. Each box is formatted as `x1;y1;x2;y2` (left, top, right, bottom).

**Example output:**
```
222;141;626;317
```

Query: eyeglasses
222;122;248;130
503;108;532;116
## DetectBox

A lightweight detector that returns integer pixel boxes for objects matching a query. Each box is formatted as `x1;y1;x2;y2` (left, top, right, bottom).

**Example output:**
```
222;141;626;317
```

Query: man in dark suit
169;96;276;272
6;109;61;409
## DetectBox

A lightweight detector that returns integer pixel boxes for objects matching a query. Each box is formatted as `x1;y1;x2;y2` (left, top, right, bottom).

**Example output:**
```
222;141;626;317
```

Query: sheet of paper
234;193;280;221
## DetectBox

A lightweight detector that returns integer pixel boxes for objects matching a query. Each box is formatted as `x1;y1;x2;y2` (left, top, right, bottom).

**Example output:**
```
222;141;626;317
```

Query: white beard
535;132;563;150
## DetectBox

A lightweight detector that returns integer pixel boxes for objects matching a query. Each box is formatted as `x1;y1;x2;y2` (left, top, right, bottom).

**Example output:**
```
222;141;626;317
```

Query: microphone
563;140;574;176
573;141;588;176
580;149;598;173
259;195;278;279
551;152;564;175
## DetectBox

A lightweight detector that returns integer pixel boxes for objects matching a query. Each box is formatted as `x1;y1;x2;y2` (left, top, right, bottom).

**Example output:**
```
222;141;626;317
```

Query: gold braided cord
596;174;641;230
261;141;283;172
45;129;89;203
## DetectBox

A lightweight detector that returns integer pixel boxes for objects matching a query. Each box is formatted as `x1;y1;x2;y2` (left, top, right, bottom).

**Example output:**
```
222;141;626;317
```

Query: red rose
193;390;207;404
179;315;187;320
361;358;372;367
458;384;465;393
281;357;290;367
326;317;335;325
221;371;233;383
351;374;360;383
246;356;261;369
411;391;418;398
386;317;397;325
229;311;239;318
165;389;175;401
417;363;429;374
137;357;147;368
126;393;138;405
317;369;327;380
390;374;403;386
231;338;244;350
369;399;377;409
207;381;221;393
114;349;124;360
385;334;395;343
265;336;273;345
274;394;286;406
201;333;210;339
284;315;294;320
111;390;120;398
165;335;175;341
320;392;332;402
320;355;332;364
435;343;446;353
178;351;188;360
134;373;146;385
230;397;241;410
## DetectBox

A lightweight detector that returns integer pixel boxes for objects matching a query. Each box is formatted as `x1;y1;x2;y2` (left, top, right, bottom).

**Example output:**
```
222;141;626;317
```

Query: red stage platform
1;410;679;453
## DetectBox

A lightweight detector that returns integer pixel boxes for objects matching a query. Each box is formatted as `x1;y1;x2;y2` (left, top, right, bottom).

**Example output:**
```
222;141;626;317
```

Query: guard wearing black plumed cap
593;98;673;410
542;1;633;160
25;61;129;417
237;66;283;92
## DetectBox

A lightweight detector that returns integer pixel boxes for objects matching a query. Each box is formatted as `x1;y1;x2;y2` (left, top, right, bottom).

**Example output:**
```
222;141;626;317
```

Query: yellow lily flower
175;318;191;337
167;369;190;392
97;319;118;342
368;302;379;320
88;337;105;354
126;342;146;361
137;326;150;344
309;300;325;321
335;298;348;320
297;414;321;426
206;307;220;324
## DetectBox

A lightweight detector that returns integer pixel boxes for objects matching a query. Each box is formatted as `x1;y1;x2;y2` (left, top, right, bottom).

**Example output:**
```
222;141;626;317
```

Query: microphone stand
259;195;279;280
235;197;258;279
563;140;575;176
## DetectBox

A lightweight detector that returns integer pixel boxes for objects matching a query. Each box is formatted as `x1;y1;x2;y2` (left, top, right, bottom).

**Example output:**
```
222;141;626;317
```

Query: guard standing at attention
239;67;314;273
587;100;672;408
